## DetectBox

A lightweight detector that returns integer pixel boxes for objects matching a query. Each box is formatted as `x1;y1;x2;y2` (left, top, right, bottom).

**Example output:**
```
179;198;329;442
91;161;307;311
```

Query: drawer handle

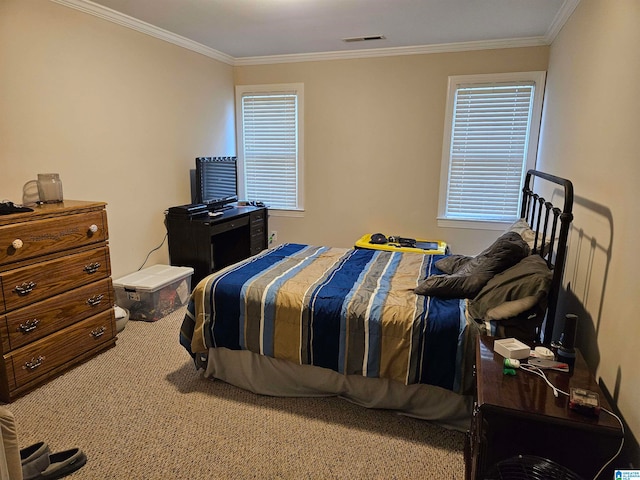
12;239;24;249
87;294;104;306
14;281;37;295
89;224;99;234
18;319;40;333
23;356;45;371
91;326;107;338
84;262;101;274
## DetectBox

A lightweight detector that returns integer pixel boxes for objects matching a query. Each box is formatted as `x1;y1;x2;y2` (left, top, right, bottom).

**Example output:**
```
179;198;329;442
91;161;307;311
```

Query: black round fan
484;455;585;480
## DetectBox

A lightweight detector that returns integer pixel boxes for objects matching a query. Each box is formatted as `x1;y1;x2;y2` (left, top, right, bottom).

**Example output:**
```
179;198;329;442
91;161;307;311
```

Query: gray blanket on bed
414;232;530;298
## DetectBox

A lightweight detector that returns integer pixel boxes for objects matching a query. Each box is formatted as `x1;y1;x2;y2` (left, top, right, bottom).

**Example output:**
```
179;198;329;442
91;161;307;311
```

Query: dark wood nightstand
465;335;623;479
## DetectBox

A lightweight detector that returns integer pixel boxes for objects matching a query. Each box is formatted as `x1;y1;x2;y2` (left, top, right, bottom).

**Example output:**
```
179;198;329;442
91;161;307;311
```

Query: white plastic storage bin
113;265;194;321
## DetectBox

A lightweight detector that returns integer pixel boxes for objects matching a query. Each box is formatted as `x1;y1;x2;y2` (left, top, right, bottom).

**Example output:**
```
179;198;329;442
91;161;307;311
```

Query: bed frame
520;169;574;345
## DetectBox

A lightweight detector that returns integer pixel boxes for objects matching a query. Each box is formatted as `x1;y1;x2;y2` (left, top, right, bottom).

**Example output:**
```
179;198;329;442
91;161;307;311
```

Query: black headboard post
521;170;574;345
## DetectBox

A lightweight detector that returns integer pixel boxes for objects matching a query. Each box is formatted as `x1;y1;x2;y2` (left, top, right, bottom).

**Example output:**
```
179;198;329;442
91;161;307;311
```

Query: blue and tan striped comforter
180;243;468;391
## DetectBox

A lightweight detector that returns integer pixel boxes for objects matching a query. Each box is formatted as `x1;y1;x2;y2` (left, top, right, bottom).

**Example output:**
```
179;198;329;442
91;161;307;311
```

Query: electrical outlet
269;230;278;247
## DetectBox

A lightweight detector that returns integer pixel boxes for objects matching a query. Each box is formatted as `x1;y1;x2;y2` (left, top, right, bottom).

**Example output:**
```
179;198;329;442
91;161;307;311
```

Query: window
438;72;546;229
236;84;304;213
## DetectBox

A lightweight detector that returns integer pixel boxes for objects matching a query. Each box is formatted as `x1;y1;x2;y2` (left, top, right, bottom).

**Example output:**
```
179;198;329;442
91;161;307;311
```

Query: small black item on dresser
0;201;33;215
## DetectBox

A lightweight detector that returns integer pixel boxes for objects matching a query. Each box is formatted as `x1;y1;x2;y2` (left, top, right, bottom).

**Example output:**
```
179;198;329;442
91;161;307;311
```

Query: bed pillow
415;232;530;298
413;273;488;299
434;254;472;274
467;254;552;321
507;218;552;257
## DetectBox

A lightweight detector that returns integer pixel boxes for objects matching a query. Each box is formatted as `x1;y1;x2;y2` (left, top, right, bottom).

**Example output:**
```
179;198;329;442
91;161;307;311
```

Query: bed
179;170;573;431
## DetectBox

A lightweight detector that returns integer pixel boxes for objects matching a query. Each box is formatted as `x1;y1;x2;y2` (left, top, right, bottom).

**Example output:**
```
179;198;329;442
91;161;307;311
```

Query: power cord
520;364;567;397
137;233;168;271
591;408;624;480
519;364;625;480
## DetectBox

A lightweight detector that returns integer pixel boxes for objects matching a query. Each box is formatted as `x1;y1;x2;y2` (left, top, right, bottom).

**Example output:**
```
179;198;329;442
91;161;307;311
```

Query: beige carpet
5;306;465;479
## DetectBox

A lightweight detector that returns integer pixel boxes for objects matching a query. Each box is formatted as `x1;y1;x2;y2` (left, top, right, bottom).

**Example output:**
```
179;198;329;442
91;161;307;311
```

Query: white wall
538;0;640;453
0;0;236;279
235;48;549;255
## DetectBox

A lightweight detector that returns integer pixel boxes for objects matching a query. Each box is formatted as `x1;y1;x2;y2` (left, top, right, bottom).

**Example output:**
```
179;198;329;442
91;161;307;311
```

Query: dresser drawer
1;278;114;352
251;221;265;235
0;247;111;313
211;215;249;235
250;209;266;226
250;235;265;255
0;210;108;267
5;309;115;391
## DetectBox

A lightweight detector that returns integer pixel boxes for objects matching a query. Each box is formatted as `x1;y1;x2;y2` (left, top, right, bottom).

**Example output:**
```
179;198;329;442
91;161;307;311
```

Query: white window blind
439;72;545;227
240;88;301;210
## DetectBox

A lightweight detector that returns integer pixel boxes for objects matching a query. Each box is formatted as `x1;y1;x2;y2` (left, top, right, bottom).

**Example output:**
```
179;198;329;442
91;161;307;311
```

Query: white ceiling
57;0;580;64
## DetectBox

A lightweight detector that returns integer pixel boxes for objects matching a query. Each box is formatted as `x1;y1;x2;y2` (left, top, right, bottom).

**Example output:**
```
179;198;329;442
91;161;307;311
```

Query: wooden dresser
0;200;117;402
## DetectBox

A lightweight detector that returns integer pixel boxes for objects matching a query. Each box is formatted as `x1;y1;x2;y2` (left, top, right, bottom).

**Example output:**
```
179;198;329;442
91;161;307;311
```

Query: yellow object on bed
355;234;448;255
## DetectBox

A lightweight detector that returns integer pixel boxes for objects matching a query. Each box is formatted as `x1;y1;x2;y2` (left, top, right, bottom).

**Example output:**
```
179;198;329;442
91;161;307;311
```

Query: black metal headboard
520;170;574;345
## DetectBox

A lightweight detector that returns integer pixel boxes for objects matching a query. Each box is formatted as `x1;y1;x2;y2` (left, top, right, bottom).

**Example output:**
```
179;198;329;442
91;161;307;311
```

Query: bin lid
113;264;194;292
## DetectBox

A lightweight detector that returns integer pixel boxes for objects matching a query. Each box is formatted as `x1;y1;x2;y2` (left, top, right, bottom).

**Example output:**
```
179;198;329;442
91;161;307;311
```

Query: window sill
437;217;513;231
268;208;305;218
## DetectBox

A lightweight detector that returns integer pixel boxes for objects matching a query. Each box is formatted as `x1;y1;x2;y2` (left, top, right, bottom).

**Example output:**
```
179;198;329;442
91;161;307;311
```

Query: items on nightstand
503;358;520;369
466;335;624;480
569;387;601;417
502;358;520;376
493;338;530;360
526;357;569;373
533;346;555;360
557;313;578;368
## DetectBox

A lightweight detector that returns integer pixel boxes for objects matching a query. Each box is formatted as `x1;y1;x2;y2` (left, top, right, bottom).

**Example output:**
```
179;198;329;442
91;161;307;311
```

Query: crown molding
545;0;581;43
52;0;571;68
234;37;548;66
51;0;235;65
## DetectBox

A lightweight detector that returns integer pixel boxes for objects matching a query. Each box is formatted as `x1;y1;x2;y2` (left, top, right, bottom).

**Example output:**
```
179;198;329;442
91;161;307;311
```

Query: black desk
165;205;268;285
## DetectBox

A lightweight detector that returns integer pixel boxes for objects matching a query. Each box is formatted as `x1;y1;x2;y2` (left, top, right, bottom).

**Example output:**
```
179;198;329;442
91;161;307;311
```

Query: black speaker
560;314;578;350
557;314;578;367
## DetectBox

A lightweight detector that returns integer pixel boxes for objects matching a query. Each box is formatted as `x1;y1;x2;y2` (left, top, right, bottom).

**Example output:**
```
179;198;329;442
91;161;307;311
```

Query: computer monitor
194;156;238;211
